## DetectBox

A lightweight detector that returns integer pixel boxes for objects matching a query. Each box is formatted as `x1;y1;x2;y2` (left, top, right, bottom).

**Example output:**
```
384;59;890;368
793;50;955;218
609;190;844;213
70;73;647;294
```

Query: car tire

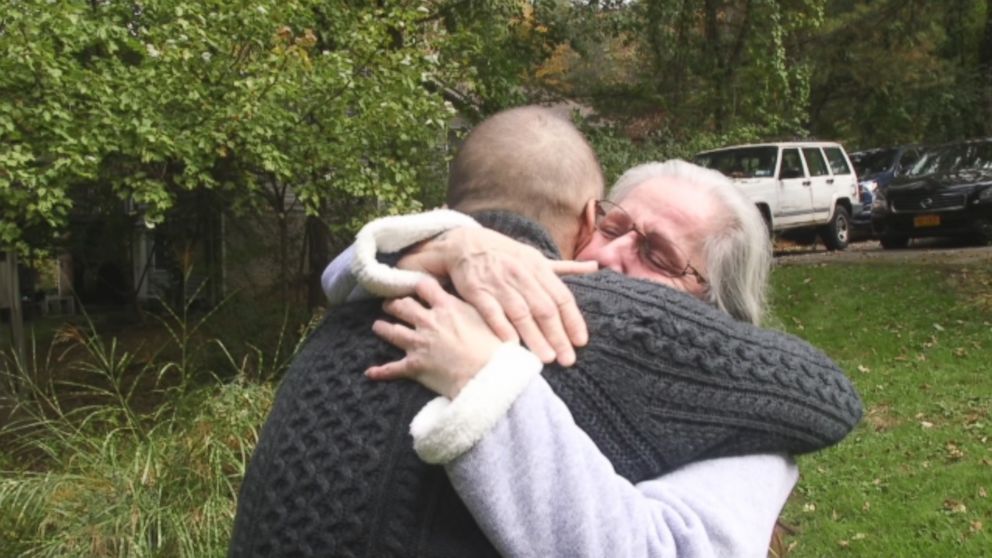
821;206;850;251
974;220;992;246
758;206;773;240
880;235;909;249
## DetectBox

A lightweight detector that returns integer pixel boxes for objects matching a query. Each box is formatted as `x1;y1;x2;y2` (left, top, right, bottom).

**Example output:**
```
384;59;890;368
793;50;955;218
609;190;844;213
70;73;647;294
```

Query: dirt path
774;239;992;266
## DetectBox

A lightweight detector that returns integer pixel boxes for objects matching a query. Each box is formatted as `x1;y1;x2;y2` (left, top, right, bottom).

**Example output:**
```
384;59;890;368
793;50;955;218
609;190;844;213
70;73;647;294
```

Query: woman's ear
573;199;598;255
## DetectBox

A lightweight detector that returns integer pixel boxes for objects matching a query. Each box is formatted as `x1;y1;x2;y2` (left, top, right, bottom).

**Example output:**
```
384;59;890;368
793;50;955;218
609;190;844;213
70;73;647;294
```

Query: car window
825;147;853;175
779;148;805;179
693;146;778;178
898;149;919;169
802;148;830;176
908;142;992;176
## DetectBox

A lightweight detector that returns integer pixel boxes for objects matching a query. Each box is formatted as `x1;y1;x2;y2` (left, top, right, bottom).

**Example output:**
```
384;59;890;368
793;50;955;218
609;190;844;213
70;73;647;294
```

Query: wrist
442;339;503;399
410;342;544;464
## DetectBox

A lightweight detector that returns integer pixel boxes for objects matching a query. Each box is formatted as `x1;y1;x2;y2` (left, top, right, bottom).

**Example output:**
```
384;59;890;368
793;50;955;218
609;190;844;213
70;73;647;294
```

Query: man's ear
572;199;598;256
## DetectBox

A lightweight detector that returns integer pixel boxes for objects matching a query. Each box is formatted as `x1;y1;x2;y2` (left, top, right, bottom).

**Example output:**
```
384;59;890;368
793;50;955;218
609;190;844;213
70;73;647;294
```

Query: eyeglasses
594;200;708;285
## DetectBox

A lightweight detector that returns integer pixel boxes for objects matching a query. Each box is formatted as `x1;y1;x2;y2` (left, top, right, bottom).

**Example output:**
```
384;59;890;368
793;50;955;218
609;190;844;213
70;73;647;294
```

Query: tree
529;0;826;151
1;1;452;252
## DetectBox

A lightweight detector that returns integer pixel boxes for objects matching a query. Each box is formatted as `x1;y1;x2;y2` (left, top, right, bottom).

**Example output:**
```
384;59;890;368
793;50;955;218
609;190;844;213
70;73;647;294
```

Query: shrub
0;303;303;556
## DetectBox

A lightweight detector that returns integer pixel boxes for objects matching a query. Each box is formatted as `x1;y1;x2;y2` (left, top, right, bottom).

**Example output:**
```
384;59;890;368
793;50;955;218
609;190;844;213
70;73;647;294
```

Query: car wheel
821;206;850;251
758;206;773;240
974;220;992;246
880;235;909;249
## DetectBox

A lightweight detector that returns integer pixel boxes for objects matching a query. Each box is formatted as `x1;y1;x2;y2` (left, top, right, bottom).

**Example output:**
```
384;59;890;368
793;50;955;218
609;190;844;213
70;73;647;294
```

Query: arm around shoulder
435;368;796;558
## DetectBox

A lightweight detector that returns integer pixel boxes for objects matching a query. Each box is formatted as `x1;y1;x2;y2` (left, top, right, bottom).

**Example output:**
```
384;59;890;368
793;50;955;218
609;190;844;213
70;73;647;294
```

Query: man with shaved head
230;106;860;557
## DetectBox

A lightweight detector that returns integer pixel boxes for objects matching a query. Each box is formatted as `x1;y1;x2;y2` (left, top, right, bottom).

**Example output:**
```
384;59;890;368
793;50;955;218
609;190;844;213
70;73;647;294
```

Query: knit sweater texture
229;211;862;557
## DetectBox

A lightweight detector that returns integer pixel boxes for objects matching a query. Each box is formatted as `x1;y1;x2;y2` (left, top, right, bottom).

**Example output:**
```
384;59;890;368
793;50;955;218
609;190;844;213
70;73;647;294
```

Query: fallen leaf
971;521;984;533
933;323;945;331
852;533;867;541
803;503;816;513
946;442;966;461
943;499;967;513
837;540;849;548
857;364;870;373
921;421;934;429
862;500;871;512
979;487;987;498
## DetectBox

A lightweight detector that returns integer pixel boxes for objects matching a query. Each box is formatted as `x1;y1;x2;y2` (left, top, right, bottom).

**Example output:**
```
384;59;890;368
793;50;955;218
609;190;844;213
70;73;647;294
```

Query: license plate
914;214;940;228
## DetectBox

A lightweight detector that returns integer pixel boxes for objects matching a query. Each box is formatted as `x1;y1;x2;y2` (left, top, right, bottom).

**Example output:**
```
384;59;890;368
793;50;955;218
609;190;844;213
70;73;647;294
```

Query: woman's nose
596;231;639;273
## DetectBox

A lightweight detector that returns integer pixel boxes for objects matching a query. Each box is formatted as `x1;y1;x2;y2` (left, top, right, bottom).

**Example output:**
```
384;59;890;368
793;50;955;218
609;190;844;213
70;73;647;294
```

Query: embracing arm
409;346;795;558
369;281;794;557
352;211;862;454
321;209;480;305
322;209;595;365
322;243;362;305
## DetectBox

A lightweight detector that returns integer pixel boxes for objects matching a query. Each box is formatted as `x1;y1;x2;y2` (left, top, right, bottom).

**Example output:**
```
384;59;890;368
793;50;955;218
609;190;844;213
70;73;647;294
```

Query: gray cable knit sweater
229;211;862;557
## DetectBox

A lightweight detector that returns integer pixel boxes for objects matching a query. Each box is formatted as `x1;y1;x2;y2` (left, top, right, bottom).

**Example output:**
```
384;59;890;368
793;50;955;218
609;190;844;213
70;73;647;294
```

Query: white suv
694;142;861;250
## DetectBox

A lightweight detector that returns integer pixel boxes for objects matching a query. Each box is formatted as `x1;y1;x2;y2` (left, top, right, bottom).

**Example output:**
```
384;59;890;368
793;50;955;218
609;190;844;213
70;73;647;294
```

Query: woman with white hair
581;159;772;326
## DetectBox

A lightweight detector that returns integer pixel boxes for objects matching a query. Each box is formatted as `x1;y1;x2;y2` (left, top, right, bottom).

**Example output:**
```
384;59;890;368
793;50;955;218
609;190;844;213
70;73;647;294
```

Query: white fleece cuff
410;343;544;464
351;209;481;298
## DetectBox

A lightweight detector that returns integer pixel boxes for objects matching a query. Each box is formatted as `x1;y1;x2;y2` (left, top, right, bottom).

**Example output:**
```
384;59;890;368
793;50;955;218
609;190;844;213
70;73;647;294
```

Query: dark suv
871;139;992;248
850;146;921;237
851;146;922;192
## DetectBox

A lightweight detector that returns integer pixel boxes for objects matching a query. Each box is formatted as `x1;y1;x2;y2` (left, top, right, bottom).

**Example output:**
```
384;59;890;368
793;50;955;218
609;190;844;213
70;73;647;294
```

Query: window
693;146;778;178
802;148;830;176
898;149;920;170
779;149;805;179
823;147;852;175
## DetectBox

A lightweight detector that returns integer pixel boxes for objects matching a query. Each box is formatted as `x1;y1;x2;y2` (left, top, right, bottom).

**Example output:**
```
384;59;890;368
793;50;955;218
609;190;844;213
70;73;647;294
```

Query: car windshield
907;142;992;176
851;149;897;176
694;147;778;178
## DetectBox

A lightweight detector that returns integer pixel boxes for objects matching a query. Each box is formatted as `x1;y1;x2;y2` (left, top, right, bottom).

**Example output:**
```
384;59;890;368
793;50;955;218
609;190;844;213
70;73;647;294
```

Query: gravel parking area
773;238;992;265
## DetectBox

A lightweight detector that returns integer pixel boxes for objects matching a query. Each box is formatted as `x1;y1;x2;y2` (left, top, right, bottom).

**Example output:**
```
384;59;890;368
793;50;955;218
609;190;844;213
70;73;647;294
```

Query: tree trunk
1;251;26;395
980;0;992;135
306;214;329;309
703;0;726;132
279;213;289;305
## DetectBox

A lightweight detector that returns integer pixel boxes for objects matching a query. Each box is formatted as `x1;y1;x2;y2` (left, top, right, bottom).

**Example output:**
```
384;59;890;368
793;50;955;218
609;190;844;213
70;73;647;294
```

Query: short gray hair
448;106;604;228
609;160;771;325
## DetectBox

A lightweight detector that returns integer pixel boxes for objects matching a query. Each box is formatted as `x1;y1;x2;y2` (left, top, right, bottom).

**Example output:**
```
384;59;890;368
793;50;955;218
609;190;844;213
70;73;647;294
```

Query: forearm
321;244;365;305
321;209;481;303
351;209;480;297
563;272;863;455
438;376;796;558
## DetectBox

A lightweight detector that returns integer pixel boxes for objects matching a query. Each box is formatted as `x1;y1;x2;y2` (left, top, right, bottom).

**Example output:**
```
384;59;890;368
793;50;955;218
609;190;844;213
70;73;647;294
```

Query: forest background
2;1;992;555
4;0;992;303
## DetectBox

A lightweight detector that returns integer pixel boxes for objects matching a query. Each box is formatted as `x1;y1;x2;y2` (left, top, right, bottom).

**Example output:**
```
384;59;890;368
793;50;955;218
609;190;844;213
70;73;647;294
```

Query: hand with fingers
368;278;505;399
398;227;597;366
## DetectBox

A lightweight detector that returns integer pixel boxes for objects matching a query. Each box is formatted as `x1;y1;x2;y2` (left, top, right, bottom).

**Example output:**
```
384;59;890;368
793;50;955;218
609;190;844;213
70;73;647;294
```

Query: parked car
871;139;992;248
694;141;861;250
849;146;922;236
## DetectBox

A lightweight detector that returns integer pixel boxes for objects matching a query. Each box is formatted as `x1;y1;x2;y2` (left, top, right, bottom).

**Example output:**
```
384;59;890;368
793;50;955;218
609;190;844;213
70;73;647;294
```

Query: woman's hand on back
367;278;504;399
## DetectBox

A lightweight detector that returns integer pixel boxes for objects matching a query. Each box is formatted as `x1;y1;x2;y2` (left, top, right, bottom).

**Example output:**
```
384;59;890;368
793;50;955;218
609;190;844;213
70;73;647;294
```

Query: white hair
609;160;771;325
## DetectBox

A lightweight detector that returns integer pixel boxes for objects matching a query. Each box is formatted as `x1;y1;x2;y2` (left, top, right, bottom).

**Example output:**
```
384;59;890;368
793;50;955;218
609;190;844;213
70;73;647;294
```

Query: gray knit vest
229;211;862;557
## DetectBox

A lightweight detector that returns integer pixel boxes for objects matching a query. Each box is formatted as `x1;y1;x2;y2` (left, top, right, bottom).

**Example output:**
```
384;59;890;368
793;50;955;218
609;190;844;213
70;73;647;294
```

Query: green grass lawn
771;259;992;556
3;256;990;556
